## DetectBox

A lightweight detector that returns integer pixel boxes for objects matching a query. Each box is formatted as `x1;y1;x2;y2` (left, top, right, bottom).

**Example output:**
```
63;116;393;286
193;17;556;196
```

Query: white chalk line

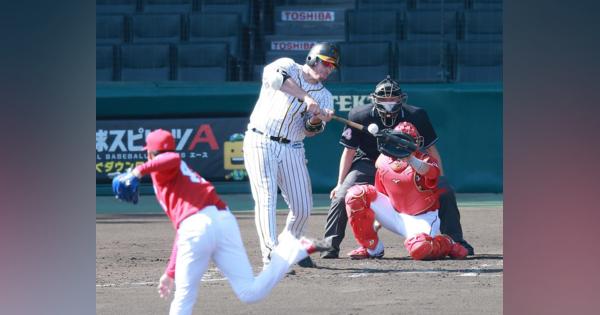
97;277;228;288
98;262;502;288
97;269;227;288
346;262;503;278
97;276;228;288
347;270;502;278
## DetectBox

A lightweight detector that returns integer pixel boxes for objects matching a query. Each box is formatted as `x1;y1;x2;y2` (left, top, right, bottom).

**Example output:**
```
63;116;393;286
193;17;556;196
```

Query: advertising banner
281;10;335;22
96;118;248;183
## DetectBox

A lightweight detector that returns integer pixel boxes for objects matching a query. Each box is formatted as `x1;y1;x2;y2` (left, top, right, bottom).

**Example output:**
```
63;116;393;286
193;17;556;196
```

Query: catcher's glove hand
112;171;140;204
375;129;419;159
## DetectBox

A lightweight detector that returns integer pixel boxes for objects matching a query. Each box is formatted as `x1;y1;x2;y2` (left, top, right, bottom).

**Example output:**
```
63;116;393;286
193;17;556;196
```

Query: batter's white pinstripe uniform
244;57;333;265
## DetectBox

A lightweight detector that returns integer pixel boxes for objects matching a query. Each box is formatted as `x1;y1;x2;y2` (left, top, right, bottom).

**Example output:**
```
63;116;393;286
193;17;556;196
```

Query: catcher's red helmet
306;42;340;68
393;122;424;148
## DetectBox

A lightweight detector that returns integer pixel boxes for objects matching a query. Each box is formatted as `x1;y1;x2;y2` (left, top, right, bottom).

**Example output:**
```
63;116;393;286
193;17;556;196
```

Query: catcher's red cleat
347;246;384;260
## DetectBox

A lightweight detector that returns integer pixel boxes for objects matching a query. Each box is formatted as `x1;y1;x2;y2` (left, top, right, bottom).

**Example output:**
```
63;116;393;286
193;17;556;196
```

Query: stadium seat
176;43;230;81
338;41;392;82
188;13;243;61
283;0;357;10
454;41;502;82
97;15;127;45
463;10;502;41
357;0;408;11
346;10;402;42
120;44;172;81
413;0;467;10
141;0;194;13
404;10;460;41
264;50;308;65
96;0;139;14
470;0;502;10
396;40;449;82
97;45;116;81
131;14;183;44
251;50;308;81
200;0;251;26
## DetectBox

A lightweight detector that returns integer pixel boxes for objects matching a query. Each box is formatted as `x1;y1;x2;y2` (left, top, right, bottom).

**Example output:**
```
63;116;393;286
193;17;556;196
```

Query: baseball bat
331;115;367;132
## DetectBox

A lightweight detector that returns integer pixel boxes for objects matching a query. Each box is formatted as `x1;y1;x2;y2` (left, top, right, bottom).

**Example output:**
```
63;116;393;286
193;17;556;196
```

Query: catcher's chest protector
377;162;439;216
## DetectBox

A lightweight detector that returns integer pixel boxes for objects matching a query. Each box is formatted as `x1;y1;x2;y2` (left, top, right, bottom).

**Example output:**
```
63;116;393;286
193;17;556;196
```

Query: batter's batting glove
112;172;140;204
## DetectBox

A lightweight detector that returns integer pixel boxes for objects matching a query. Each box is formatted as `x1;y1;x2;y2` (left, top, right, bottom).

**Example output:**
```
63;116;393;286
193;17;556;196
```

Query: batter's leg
437;176;474;255
277;146;314;267
243;135;279;265
277;147;312;239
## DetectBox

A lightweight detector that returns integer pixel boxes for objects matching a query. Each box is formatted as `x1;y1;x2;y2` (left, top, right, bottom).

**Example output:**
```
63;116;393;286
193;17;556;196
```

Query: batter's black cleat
300;236;334;255
320;250;339;259
297;256;316;268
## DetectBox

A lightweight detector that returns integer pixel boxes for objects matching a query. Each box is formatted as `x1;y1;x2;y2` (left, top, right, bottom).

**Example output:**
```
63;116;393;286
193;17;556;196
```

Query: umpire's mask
372;75;407;127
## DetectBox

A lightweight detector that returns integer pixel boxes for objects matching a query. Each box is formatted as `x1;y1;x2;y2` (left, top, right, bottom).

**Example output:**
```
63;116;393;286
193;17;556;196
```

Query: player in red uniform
344;122;468;260
112;129;332;315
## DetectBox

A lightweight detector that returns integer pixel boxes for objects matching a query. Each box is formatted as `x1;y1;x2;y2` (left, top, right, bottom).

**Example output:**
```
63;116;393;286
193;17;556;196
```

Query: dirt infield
97;194;502;315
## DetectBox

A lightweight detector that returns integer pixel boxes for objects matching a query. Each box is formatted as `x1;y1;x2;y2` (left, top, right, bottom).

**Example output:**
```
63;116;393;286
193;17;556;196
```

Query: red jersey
374;153;442;216
134;152;227;230
135;152;227;278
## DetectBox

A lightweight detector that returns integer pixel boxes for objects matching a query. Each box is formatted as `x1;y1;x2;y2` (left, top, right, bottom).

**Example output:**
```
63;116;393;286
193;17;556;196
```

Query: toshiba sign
271;41;318;50
281;10;335;22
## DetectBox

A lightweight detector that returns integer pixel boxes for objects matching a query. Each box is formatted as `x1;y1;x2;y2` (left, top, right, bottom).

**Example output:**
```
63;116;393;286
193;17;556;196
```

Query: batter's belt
251;128;291;144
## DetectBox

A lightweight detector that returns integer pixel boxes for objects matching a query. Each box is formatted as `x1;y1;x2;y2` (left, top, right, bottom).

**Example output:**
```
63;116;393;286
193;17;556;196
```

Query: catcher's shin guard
345;185;379;250
428;234;453;260
404;233;434;260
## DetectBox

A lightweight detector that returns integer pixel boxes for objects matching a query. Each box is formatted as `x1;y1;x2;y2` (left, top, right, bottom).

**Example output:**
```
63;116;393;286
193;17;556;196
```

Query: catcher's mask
306;42;340;69
393;122;424;148
372;75;407;127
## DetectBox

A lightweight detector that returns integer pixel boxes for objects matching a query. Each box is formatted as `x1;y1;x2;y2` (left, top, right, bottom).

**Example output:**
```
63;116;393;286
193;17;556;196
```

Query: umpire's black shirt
339;104;438;164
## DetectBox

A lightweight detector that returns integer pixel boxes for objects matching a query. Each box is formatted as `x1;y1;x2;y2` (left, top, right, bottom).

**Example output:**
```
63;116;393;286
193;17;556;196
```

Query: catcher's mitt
375;129;419;159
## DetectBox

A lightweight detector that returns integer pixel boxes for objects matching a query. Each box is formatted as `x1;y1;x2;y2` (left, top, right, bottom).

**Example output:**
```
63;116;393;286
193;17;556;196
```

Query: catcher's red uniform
374;151;442;216
345;122;467;260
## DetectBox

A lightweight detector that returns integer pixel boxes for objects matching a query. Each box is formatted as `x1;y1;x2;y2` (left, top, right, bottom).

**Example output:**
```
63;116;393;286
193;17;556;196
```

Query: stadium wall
97;82;502;194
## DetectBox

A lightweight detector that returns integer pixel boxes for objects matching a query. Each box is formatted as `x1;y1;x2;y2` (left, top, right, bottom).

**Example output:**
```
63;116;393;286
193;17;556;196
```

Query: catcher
344;122;468;260
112;129;333;315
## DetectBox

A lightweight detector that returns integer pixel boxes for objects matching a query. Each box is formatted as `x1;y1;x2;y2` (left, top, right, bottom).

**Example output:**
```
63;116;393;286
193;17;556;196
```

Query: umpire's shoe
321;250;339;259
